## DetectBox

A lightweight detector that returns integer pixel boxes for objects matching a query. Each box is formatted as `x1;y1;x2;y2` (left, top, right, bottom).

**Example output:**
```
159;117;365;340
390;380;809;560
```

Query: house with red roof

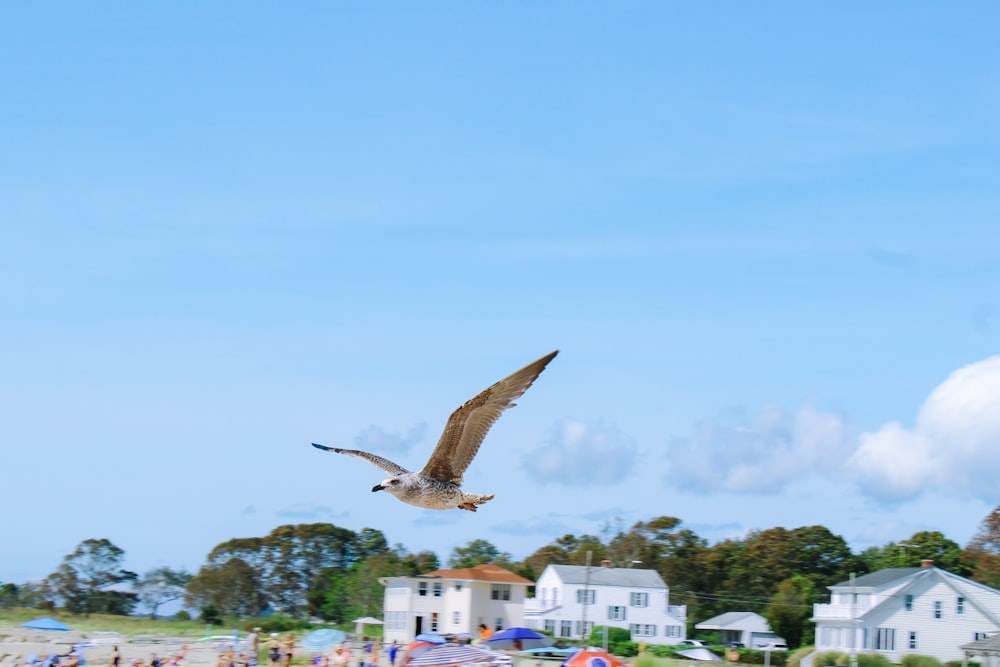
380;563;534;643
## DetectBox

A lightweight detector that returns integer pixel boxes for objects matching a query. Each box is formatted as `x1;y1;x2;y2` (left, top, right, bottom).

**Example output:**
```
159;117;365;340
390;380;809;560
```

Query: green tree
764;575;817;648
44;538;138;616
449;539;509;568
186;557;265;617
0;583;18;608
135;567;193;619
966;505;1000;588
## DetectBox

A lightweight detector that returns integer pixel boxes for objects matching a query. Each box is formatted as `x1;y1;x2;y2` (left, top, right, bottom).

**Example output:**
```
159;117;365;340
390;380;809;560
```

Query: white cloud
666;404;851;494
523;419;638;486
354;423;426;455
848;355;1000;503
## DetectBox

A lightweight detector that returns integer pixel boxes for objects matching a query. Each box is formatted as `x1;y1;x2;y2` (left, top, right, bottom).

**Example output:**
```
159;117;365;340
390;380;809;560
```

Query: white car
677;640;707;647
757;643;788;651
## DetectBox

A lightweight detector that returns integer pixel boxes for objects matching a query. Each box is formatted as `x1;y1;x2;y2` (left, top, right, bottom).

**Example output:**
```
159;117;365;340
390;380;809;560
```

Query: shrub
200;604;223;626
947;661;979;667
645;645;675;658
813;651;850;667
174;610;191;621
252;614;314;634
858;654;894;667
787;646;814;667
734;650;787;666
902;656;944;667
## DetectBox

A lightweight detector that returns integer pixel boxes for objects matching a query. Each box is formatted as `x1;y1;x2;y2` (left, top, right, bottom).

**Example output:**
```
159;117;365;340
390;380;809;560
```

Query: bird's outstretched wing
420;350;558;485
312;443;410;476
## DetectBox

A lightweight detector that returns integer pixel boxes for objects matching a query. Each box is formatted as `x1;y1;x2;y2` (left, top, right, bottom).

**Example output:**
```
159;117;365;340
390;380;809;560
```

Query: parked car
677;640;707;647
757;643;788;651
726;642;745;649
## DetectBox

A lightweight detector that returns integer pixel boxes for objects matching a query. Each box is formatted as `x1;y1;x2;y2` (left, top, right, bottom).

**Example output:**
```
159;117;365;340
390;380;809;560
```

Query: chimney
600;560;613;568
921;559;934;568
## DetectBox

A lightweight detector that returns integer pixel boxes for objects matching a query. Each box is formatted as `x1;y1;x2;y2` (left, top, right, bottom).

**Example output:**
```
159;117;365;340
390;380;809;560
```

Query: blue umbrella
302;629;347;651
486;628;553;651
21;618;70;631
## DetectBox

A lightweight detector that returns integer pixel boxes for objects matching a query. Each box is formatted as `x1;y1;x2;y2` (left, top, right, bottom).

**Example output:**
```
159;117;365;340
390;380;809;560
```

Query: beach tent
21;618;70;631
353;617;383;635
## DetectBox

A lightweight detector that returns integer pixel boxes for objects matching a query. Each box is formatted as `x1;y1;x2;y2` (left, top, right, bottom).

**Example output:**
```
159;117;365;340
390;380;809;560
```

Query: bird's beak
372;484;383;493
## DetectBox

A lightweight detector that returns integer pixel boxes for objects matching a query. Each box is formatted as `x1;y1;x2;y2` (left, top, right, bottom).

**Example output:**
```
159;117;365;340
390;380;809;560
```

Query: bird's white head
372;476;406;497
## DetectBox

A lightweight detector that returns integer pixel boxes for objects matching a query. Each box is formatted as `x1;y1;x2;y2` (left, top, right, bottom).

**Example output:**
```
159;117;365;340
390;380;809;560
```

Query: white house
812;560;1000;662
695;611;784;647
380;563;533;643
524;561;688;645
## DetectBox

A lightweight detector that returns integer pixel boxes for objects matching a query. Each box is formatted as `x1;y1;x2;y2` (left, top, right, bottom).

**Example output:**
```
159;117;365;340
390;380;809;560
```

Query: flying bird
312;350;558;511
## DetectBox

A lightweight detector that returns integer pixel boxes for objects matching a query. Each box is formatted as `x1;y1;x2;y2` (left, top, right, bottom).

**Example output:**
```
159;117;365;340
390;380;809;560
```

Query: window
544;620;555;634
608;606;627;621
574;621;593;637
430;612;439;632
456;582;463;592
665;625;681;638
630;624;656;637
418;582;428;597
452;612;460;625
433;582;442;597
958;597;965;614
560;621;572;638
577;589;595;605
495;618;503;631
904;594;913;611
975;632;991;641
630;592;649;607
866;628;895;651
934;601;942;619
492;584;511;600
908;632;917;650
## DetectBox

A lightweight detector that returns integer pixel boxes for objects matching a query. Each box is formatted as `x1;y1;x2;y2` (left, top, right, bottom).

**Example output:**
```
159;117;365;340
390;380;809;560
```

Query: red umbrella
402;641;438;665
562;649;624;667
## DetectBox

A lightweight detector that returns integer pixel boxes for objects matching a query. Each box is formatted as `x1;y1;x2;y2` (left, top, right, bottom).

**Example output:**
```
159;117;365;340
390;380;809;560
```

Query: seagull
312;350;558;511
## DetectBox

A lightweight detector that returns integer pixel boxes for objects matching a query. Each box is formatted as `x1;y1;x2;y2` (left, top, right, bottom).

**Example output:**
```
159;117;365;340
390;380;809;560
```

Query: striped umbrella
405;643;503;666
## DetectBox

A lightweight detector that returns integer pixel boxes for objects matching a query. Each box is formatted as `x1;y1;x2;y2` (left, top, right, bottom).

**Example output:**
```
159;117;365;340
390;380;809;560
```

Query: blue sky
3;2;1000;589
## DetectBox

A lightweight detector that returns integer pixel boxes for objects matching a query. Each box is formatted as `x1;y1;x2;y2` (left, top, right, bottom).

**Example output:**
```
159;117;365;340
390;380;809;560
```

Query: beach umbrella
21;618;70;631
405;643;502;666
561;648;624;667
302;629;347;651
485;628;554;651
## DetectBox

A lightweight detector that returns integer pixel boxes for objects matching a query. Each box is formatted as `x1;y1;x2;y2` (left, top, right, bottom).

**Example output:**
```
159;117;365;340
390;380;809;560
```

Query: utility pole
850;572;858;667
581;551;591;647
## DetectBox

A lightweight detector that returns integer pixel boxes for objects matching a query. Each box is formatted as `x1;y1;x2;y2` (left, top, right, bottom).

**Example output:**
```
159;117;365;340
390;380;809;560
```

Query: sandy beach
0;629;221;667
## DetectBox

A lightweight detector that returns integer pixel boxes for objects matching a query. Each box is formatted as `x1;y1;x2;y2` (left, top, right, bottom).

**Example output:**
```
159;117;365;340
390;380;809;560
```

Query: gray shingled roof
548;564;667;588
830;568;924;589
696;611;762;629
961;634;1000;655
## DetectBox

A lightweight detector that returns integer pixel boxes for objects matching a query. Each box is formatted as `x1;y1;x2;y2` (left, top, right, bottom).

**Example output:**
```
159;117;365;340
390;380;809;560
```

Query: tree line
4;505;1000;647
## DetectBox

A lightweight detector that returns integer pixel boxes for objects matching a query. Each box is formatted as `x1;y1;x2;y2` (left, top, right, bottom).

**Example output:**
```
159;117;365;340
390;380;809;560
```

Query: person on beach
386;642;397;667
266;635;281;667
111;648;121;667
281;634;295;667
